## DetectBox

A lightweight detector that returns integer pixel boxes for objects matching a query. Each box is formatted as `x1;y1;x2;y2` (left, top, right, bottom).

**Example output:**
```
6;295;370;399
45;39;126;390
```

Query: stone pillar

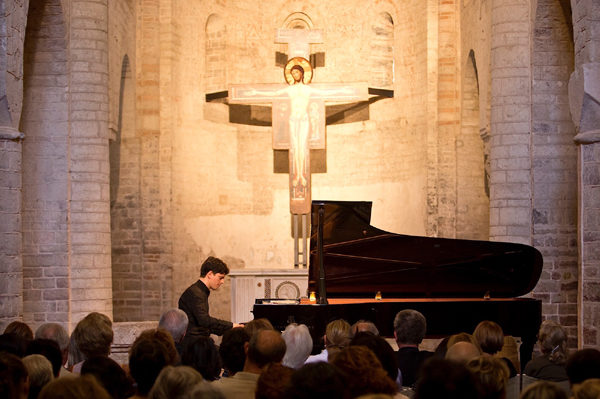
569;0;600;348
69;0;112;322
489;0;533;245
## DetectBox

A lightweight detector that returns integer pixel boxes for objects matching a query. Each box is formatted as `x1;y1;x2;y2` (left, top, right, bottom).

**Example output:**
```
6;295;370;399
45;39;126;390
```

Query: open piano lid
308;201;543;299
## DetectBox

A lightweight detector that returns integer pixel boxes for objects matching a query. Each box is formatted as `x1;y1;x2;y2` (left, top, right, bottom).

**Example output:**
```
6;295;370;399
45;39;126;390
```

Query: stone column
68;0;113;322
569;0;600;348
489;0;533;245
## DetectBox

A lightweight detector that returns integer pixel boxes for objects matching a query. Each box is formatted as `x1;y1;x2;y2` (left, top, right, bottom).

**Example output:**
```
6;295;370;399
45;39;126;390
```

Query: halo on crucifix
284;57;313;85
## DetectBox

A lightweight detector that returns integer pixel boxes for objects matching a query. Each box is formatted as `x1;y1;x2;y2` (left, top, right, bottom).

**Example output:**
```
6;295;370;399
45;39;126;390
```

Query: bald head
247;329;286;368
446;341;481;364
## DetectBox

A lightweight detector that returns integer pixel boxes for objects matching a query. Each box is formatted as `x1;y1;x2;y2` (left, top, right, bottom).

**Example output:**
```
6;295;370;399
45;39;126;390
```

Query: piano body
253;201;543;368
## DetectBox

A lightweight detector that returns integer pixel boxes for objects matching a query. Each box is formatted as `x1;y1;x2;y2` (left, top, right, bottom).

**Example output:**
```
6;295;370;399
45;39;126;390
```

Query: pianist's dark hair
200;256;229;277
393;309;427;345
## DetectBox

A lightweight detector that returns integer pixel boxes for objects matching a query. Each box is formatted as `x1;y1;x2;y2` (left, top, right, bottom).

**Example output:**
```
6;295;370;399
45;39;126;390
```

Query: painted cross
229;30;368;215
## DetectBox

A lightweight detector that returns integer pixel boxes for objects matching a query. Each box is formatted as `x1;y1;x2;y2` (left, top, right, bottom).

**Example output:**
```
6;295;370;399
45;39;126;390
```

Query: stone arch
282;12;314;29
368;12;394;88
20;0;69;326
110;54;143;322
456;50;488;239
205;14;227;93
531;0;577;330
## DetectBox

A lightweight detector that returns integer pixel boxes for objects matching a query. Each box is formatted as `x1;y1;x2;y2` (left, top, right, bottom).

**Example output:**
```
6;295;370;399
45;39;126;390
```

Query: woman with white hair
282;323;313;369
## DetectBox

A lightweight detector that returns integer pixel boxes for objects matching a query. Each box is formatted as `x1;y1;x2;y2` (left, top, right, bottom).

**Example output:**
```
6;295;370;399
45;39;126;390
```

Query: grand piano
253;200;543;368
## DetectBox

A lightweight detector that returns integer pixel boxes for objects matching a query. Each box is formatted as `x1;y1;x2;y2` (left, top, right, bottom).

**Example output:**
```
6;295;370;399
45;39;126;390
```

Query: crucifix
228;28;370;267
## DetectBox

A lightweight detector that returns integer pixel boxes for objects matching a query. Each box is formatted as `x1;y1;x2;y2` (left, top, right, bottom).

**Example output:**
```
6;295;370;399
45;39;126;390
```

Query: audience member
520;380;568;399
147;365;203;399
331;346;397;398
566;348;600;385
255;362;294;399
34;323;70;374
22;354;53;399
243;318;274;338
572;378;600;399
0;352;29;399
352;320;380;336
305;319;352;364
466;355;509;399
473;321;517;377
0;333;30;357
350;331;401;388
128;330;174;399
212;329;285;399
5;322;34;342
524;320;569;382
446;341;481;364
38;374;110;399
158;309;188;358
81;355;134;399
181;336;222;381
186;381;225;399
393;309;433;387
447;332;478;348
284;362;348;399
26;339;62;378
136;328;178;366
70;313;113;374
219;327;250;377
414;358;480;399
281;323;313;369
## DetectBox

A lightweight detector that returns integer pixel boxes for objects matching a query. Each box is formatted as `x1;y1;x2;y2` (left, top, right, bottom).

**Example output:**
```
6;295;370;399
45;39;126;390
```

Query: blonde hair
572;378;600;399
466;355;509;399
521;381;568;399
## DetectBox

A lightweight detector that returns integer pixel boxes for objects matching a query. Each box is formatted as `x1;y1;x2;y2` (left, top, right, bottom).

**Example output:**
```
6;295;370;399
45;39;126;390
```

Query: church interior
1;0;599;351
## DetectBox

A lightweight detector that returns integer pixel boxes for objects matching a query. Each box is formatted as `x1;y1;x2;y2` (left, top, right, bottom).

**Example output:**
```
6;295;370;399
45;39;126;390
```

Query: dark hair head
81;356;134;399
181;336;222;381
200;257;229;278
255;362;295;399
0;333;29;357
129;336;170;395
4;321;34;341
291;65;304;75
244;318;274;338
473;321;505;355
248;330;286;368
27;338;63;378
566;348;600;385
219;327;249;375
0;352;29;399
414;358;481;399
285;362;348;399
393;310;427;345
350;331;398;382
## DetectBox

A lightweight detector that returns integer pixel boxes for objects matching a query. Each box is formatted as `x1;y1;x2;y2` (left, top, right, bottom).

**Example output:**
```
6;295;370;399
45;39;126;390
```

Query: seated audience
414;358;480;399
446;341;481;364
186;381;225;399
26;339;63;378
243;318;274;338
128;329;177;399
212;329;286;399
466;355;509;399
4;322;34;342
352;320;380;336
305;319;352;363
0;332;29;357
473;321;517;377
572;378;600;399
255;362;294;399
281;323;313;369
38;374;110;399
70;312;113;374
393;309;433;387
158;309;188;359
566;348;600;385
81;355;134;399
22;354;53;399
331;346;397;398
219;327;250;377
350;331;401;388
147;365;203;399
284;362;348;399
520;381;568;399
181;336;222;381
524;320;569;382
